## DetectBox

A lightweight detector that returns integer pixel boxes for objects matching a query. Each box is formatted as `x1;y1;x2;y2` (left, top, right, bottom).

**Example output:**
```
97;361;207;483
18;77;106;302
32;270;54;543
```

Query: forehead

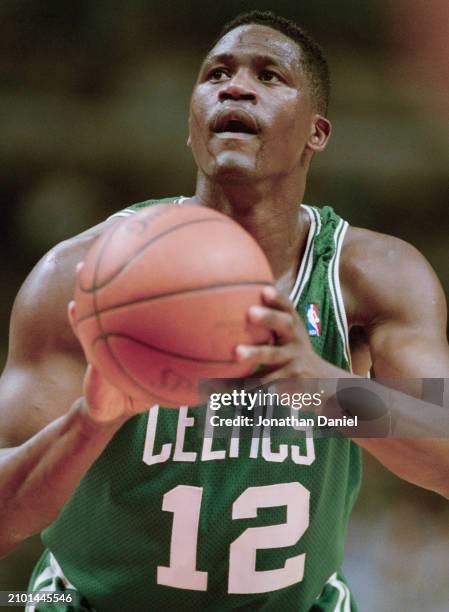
206;24;302;69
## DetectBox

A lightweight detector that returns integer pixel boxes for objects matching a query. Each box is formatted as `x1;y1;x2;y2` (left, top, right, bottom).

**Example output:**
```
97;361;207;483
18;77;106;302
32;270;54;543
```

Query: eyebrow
202;52;290;71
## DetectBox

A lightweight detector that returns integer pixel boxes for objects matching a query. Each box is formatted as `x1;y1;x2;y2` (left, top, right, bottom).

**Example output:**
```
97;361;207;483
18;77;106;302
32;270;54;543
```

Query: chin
209;152;258;182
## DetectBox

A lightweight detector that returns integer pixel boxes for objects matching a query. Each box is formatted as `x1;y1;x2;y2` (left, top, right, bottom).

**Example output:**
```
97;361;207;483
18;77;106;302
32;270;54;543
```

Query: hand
81;364;151;424
68;294;153;425
236;286;326;383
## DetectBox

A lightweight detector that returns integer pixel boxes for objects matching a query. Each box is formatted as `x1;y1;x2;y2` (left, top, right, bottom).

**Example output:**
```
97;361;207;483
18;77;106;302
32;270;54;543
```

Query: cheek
267;101;310;151
189;98;205;144
189;102;213;165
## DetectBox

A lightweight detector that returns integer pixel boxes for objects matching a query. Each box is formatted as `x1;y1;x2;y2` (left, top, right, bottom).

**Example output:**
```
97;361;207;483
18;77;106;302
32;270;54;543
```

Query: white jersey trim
110;208;137;218
108;196;186;220
30;552;352;612
325;572;352;612
106;199;351;370
290;204;319;306
26;551;77;612
328;219;352;371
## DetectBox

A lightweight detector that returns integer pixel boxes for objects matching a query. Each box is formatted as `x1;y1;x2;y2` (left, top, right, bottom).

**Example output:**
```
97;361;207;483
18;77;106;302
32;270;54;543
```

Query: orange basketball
73;203;274;407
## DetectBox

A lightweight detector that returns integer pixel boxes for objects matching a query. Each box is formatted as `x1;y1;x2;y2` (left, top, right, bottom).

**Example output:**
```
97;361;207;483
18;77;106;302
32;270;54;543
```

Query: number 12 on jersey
157;482;310;594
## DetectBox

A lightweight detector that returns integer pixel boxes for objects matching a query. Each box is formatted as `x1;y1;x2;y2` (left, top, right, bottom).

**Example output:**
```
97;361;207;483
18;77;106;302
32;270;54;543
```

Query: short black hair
215;11;330;115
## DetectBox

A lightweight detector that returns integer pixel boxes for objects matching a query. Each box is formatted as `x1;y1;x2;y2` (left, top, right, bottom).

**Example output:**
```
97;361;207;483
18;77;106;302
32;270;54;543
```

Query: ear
307;115;332;153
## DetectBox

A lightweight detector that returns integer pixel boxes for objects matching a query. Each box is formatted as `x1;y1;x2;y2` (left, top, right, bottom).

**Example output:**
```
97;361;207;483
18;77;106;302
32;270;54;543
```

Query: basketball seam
99;339;196;405
78;216;134;292
82;208;266;405
76;280;273;324
93;332;238;364
90;336;182;405
87;217;181;405
78;216;233;293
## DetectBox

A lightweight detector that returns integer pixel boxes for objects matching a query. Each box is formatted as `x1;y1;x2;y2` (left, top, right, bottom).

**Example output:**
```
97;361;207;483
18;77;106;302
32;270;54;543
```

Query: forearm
320;372;449;497
355;437;449;498
0;399;125;557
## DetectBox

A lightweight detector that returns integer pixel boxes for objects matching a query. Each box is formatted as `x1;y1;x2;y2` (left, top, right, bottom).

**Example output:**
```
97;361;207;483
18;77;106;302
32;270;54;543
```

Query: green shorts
27;549;94;612
28;548;357;612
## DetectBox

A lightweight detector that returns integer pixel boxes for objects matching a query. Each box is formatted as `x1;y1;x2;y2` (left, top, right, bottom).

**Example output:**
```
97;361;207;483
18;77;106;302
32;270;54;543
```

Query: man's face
189;24;317;183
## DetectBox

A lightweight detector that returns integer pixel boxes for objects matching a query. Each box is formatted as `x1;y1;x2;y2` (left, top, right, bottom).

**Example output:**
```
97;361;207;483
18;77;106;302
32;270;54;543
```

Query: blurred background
0;1;448;610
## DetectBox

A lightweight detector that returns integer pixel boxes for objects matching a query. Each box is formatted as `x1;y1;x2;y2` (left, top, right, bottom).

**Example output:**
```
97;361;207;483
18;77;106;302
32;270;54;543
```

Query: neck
192;173;310;291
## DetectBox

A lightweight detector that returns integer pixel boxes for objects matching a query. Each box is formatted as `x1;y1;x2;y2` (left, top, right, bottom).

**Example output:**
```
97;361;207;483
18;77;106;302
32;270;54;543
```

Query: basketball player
1;10;448;611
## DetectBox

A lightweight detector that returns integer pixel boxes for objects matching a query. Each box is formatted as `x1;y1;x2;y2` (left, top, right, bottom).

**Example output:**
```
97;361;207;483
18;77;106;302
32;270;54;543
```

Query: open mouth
212;111;259;135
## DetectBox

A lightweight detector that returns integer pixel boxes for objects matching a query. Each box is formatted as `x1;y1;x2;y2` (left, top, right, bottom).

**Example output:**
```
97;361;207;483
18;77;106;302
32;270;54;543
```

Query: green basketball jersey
29;198;362;612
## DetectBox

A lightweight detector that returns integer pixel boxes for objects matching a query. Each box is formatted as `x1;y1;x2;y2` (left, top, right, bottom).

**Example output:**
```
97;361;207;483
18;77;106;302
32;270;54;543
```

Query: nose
218;70;257;103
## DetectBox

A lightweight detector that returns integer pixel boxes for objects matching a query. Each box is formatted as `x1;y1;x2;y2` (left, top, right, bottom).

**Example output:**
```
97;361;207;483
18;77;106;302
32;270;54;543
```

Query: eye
259;69;282;83
207;68;230;82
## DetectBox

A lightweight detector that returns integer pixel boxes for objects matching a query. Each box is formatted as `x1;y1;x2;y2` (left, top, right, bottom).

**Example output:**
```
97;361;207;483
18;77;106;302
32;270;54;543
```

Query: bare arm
0;394;126;558
235;230;449;497
342;231;449;495
0;225;148;558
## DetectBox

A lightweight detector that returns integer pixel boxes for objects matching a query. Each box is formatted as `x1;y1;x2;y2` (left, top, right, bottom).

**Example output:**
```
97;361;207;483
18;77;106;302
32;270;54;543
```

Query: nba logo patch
306;303;321;336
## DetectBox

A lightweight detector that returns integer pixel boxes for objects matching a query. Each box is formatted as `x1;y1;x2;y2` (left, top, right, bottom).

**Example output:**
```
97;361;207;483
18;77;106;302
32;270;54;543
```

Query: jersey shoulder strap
110;196;184;219
298;204;351;371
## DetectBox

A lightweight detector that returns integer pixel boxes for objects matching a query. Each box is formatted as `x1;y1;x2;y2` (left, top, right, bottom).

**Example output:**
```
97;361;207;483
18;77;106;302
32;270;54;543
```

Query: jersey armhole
328;220;352;372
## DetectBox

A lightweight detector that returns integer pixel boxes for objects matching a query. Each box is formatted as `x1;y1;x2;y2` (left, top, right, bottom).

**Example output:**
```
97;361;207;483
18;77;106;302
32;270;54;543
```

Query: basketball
73;203;274;406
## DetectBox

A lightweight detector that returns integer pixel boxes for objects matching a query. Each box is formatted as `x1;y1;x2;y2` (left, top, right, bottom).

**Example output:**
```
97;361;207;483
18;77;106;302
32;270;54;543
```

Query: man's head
188;11;332;185
216;11;330;116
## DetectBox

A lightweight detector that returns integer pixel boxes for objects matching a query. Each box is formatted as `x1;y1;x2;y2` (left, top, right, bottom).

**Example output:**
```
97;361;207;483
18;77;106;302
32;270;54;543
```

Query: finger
263;287;313;344
236;343;293;365
261;286;296;314
248;306;295;343
261;367;292;385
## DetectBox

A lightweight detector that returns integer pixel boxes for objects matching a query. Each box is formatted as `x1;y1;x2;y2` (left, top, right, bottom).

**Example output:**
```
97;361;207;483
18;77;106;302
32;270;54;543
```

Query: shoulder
10;218;117;360
10;196;178;356
340;226;447;329
0;218;120;446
